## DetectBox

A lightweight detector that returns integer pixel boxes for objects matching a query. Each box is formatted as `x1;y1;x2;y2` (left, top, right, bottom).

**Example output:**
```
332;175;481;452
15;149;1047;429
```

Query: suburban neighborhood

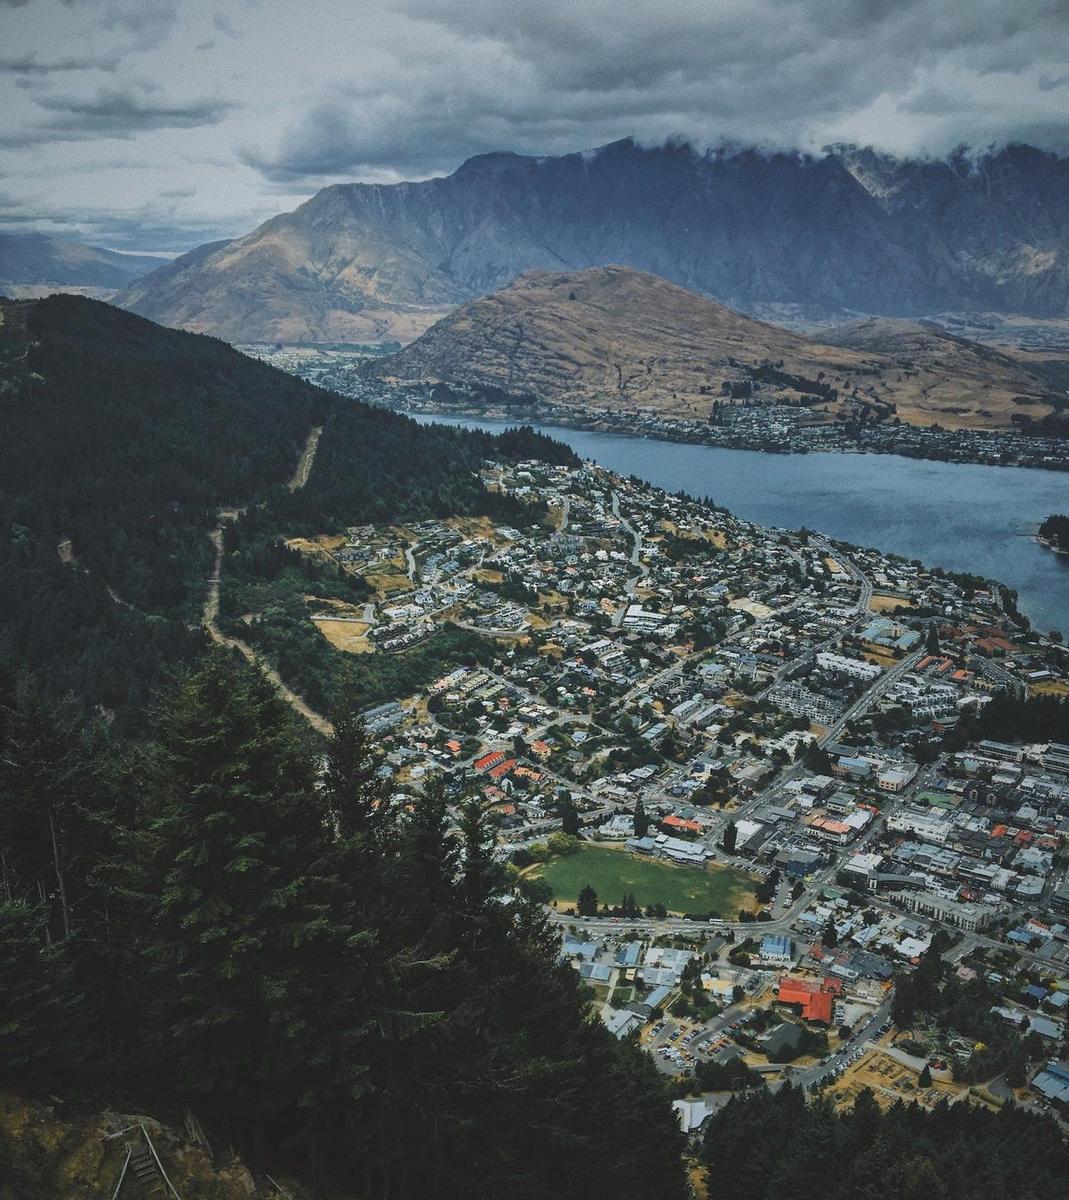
270;451;1069;1140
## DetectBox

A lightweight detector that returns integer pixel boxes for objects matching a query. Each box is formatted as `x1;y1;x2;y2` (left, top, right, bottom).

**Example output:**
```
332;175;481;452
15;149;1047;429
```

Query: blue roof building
759;934;793;963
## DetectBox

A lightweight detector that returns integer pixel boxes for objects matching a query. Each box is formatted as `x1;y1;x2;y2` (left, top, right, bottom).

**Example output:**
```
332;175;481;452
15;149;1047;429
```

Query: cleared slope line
203;426;334;736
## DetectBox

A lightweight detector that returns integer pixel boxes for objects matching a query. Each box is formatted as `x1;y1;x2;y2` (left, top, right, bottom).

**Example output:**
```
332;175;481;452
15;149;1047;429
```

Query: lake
411;413;1069;636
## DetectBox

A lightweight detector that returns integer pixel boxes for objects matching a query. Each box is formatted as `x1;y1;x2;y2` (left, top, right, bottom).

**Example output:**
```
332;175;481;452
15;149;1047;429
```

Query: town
276;450;1069;1137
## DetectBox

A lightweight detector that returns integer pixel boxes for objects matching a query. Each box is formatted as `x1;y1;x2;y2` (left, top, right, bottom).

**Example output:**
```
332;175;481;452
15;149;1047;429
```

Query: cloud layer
2;0;1068;250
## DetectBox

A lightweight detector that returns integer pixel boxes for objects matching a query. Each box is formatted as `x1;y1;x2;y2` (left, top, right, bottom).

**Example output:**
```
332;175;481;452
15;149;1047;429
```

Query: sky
2;0;1069;253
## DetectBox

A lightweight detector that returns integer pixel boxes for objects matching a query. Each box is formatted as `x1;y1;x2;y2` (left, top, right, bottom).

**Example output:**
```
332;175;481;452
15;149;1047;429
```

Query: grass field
532;843;757;916
312;618;374;654
869;593;914;613
1031;679;1069;696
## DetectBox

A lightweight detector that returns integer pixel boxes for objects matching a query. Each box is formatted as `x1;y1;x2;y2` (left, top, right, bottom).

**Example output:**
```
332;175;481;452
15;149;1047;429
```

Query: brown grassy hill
370;267;1059;430
819;316;1059;428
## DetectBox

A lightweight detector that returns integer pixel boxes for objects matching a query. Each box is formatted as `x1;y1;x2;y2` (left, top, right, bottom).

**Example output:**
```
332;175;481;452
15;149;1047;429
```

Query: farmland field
532;843;757;916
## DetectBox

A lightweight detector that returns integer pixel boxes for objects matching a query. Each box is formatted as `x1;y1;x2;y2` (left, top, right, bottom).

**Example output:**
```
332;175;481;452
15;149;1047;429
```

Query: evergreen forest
0;654;688;1199
0;296;574;733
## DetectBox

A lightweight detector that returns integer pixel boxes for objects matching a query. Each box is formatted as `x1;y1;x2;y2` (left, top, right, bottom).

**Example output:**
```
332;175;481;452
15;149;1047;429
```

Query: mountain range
369;266;1060;430
0;232;167;297
117;138;1069;345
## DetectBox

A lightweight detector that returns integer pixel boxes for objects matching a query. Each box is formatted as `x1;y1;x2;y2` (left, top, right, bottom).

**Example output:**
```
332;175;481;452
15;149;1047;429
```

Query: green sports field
531;843;757;916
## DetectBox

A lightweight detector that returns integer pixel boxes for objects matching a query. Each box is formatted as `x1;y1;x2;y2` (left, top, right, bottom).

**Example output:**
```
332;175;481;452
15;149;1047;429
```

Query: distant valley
0;231;167;299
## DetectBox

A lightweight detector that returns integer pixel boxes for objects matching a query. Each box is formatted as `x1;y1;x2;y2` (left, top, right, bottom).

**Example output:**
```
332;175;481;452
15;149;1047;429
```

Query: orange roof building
488;758;517;780
662;814;701;836
776;976;841;1025
474;750;506;772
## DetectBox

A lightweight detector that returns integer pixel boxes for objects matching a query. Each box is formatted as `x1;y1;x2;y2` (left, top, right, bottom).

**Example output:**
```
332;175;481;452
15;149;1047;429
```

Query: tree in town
1005;1044;1028;1088
634;799;650;838
560;793;580;836
577;884;598;917
756;867;781;906
803;742;832;773
722;821;738;853
822;917;839;948
918;1062;932;1087
892;974;917;1029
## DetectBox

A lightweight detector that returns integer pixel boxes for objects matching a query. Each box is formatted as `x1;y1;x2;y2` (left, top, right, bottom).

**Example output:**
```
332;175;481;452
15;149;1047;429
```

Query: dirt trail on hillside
287;425;323;491
202;427;334;737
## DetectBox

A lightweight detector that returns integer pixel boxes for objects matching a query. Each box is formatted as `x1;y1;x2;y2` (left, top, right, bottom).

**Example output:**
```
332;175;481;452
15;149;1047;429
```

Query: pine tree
397;776;458;924
323;689;393;849
722;820;738;853
457;796;502;923
0;901;87;1091
634;799;649;838
131;652;325;1146
0;683;108;941
1005;1044;1028;1088
560;793;580;836
893;974;917;1029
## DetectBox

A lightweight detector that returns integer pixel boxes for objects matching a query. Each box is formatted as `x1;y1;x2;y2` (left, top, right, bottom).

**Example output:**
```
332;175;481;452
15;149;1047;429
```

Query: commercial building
888;889;993;932
759;934;794;966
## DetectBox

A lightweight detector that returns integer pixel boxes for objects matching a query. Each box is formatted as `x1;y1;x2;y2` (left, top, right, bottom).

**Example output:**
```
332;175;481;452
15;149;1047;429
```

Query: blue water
412;413;1069;636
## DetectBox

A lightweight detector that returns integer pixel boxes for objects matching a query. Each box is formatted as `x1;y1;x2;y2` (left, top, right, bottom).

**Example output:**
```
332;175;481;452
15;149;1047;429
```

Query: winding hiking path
202;427;334;737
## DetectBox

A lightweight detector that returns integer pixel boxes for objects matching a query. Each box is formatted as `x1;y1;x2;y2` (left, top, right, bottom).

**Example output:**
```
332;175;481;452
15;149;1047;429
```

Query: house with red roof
661;814;701;838
474;750;507;773
776;976;842;1025
488;758;517;780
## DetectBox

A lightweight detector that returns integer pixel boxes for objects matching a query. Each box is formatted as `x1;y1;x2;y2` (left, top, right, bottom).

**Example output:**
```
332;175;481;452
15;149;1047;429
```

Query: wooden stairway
108;1124;182;1200
129;1136;167;1196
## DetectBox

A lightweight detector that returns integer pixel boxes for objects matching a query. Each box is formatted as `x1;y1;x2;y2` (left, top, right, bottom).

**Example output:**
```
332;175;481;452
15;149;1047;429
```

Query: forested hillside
0;295;575;732
1039;514;1069;552
702;1082;1068;1200
0;654;688;1199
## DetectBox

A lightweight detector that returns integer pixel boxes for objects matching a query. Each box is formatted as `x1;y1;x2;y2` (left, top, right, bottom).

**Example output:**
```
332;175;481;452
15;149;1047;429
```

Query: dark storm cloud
0;188;249;252
0;51;120;73
3;0;1069;251
98;0;182;51
243;0;1069;183
0;83;239;147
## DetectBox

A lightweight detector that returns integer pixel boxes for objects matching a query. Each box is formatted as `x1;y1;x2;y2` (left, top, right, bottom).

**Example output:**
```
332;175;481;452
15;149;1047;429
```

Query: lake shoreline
407;410;1069;637
382;397;1069;472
